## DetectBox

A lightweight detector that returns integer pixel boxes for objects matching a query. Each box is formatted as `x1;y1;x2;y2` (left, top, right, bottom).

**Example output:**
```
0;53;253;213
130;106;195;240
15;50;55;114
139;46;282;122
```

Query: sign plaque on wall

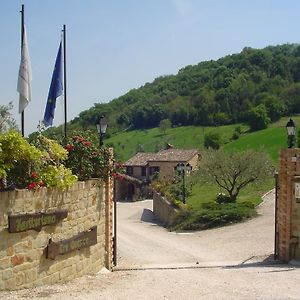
8;210;68;233
46;226;97;259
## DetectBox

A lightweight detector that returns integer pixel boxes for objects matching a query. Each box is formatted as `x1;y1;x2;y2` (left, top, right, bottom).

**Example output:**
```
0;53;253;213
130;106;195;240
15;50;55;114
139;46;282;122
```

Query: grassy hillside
224;115;300;163
106;123;247;162
106;115;298;163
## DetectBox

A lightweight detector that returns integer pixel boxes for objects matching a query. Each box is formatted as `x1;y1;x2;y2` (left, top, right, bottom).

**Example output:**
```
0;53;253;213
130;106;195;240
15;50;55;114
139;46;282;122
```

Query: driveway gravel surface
2;189;300;299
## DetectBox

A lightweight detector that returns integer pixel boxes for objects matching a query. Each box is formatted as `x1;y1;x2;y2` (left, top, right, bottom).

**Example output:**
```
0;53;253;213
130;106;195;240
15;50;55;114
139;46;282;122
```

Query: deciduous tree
0;102;17;133
196;149;274;202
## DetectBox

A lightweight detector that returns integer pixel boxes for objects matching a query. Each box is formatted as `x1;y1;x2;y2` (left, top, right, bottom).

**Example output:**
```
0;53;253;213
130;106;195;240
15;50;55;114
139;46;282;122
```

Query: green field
106;115;300;163
106;123;248;162
187;178;274;209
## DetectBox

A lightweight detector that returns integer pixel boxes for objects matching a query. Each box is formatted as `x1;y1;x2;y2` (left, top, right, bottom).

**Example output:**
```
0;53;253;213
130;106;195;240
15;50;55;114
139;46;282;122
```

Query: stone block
24;268;37;283
2;269;13;280
15;272;25;286
0;279;4;290
59;266;72;281
6;246;14;256
0;257;11;270
4;278;16;290
25;249;39;263
11;254;24;266
42;272;60;285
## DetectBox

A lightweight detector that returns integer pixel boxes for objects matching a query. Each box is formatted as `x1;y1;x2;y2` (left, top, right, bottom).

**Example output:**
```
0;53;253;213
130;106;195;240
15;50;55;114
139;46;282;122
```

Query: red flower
118;175;124;182
111;172;117;178
84;141;91;147
31;172;38;178
28;182;37;190
39;181;44;187
66;144;74;151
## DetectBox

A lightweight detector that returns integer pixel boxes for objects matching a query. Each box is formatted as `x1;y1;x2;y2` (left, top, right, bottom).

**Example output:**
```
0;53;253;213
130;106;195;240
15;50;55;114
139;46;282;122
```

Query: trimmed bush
169;202;257;231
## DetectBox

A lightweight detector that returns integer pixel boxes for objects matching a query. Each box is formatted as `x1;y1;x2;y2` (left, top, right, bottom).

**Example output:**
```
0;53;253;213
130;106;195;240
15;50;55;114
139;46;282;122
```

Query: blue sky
1;0;300;135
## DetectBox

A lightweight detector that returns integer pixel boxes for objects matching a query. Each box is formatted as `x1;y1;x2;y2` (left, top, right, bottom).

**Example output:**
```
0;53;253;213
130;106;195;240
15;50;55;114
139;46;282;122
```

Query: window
149;166;160;175
141;167;146;176
126;166;133;176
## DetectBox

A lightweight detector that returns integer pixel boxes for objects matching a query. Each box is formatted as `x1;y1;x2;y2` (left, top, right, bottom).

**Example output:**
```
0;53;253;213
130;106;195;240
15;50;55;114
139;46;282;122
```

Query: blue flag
43;42;63;127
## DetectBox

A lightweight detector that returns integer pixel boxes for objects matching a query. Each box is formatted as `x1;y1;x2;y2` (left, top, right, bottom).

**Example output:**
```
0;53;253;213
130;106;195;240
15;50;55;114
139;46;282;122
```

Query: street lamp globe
97;115;108;135
286;118;295;148
96;115;108;147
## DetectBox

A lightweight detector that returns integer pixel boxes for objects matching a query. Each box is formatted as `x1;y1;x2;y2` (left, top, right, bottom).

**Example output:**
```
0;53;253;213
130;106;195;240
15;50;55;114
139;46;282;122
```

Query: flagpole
20;4;25;137
63;24;67;139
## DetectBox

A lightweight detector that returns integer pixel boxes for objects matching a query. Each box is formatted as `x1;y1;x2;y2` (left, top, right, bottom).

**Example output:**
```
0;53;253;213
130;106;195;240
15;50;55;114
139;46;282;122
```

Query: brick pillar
277;148;300;262
105;149;114;269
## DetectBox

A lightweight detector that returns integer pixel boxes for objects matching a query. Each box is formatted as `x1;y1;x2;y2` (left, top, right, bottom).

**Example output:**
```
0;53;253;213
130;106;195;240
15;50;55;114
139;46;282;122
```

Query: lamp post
175;162;192;204
96;115;108;147
286;118;295;149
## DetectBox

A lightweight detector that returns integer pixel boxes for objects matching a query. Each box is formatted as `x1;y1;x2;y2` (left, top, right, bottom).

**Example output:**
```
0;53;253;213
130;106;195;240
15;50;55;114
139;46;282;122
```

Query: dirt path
2;190;300;299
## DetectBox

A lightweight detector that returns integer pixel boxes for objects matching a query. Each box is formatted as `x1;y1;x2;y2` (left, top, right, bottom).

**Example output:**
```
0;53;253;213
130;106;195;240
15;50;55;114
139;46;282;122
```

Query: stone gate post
277;148;300;262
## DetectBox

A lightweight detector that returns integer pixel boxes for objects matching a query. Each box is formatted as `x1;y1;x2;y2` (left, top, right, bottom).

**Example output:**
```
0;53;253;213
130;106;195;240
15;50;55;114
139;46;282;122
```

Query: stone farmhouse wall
0;178;113;291
153;191;178;226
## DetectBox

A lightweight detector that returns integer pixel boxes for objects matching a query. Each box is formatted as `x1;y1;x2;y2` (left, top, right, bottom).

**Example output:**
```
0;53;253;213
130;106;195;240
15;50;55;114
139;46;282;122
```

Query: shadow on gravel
141;208;163;226
224;254;299;271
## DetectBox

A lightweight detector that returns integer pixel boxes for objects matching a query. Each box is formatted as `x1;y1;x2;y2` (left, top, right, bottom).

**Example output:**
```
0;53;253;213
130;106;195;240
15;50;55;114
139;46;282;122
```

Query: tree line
46;43;300;137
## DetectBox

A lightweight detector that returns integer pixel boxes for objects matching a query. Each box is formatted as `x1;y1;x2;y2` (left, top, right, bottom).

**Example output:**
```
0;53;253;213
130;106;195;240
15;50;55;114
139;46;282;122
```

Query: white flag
17;26;32;113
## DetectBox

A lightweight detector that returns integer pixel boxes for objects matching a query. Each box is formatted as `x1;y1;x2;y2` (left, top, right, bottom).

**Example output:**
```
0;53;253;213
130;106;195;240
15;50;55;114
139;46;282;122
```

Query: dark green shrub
204;132;222;149
170;202;256;231
232;131;240;140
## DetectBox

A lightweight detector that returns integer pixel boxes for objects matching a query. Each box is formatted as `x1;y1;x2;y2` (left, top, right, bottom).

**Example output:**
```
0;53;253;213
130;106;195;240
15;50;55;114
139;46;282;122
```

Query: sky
1;0;300;135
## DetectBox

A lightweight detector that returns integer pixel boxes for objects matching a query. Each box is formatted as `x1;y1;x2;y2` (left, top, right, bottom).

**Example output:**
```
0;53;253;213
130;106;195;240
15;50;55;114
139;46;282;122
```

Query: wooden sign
46;226;97;259
8;210;68;233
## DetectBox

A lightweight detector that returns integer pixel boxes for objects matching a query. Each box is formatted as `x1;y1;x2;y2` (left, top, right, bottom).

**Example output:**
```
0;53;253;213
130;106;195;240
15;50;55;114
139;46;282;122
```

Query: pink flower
39;181;44;187
118;175;124;182
84;141;91;147
111;172;117;178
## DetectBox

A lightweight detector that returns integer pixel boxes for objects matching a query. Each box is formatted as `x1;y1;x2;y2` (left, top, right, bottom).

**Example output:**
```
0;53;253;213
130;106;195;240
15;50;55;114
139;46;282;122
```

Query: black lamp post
96;115;108;147
286;118;295;149
175;162;192;204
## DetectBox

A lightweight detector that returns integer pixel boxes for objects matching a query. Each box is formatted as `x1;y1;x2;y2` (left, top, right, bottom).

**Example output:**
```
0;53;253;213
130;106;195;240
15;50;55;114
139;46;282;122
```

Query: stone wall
153;191;178;226
277;148;300;262
0;179;113;290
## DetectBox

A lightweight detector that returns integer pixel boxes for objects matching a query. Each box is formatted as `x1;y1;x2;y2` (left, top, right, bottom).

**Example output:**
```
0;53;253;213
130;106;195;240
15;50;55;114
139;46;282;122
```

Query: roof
124;149;199;166
151;149;199;162
124;153;156;166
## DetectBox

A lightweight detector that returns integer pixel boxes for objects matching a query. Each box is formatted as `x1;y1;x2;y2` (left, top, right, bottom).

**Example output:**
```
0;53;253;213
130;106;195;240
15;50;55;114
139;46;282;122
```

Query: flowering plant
0;131;77;191
64;131;113;181
0;131;43;189
27;171;45;190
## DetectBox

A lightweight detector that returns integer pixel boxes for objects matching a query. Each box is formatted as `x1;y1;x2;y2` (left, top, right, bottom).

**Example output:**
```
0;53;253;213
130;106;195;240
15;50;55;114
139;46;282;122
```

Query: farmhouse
124;148;199;181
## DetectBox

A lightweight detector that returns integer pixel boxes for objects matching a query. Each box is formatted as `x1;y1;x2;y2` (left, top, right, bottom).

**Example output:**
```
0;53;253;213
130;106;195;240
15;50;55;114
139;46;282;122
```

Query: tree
204;132;221;149
197;149;274;202
0;102;17;133
246;104;270;131
159;119;171;134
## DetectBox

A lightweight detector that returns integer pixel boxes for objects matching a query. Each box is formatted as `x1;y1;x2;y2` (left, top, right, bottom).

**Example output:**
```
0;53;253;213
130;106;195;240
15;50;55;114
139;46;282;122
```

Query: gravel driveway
2;190;300;299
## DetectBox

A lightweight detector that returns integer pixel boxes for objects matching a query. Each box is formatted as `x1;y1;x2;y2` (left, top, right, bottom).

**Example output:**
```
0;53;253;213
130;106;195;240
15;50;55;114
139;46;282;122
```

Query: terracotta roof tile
152;149;199;162
124;149;199;166
124;153;155;166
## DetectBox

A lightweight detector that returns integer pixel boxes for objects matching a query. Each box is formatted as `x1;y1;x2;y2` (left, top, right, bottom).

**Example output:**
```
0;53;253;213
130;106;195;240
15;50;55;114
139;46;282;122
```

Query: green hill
40;43;300;141
105;115;298;163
